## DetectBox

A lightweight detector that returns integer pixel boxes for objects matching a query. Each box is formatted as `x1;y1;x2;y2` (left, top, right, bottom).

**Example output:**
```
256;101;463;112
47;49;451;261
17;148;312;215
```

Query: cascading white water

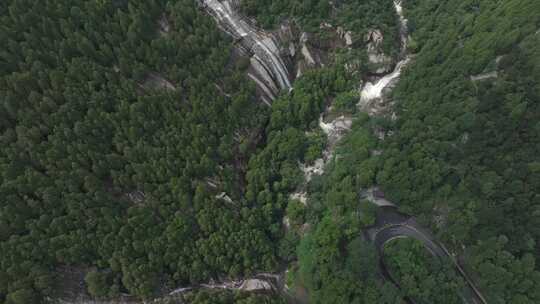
395;0;409;48
360;58;410;103
294;0;411;204
359;0;411;106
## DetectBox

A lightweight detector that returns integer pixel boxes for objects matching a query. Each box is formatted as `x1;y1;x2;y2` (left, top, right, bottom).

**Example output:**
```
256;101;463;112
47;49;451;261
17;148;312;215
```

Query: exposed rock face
359;57;411;115
290;191;308;205
201;0;353;96
345;32;354;46
140;72;176;91
470;71;498;82
365;29;394;74
288;42;296;57
320;22;333;29
299;158;325;182
365;29;383;49
358;0;413;116
278;22;296;44
239;279;273;291
300;32;318;67
274;22;312;79
319;115;353;147
215;192;234;204
165;274;281;299
158;14;170;35
337;26;354;46
200;0;292;103
126;190;145;204
291;113;352;205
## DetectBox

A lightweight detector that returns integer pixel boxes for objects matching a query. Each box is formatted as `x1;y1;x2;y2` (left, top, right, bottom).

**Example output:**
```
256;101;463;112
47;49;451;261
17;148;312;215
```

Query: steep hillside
378;0;540;302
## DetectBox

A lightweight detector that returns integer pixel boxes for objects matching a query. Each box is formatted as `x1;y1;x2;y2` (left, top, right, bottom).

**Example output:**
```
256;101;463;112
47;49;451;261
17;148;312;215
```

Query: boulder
364;29;394;74
239;279;272;291
289;42;296;57
278;22;295;43
345;32;353;46
337;26;354;46
300;32;318;67
320;22;333;29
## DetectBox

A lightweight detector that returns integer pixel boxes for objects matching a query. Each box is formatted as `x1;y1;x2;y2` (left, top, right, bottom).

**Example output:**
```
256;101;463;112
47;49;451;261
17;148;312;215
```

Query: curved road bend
367;206;488;304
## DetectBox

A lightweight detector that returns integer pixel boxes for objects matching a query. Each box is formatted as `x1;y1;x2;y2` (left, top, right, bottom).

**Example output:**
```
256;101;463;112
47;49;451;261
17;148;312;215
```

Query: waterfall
360;58;410;103
201;0;291;100
359;0;411;106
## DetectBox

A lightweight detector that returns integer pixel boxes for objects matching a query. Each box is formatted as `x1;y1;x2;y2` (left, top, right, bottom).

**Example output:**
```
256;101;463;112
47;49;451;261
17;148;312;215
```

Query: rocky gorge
165;0;412;301
55;1;411;302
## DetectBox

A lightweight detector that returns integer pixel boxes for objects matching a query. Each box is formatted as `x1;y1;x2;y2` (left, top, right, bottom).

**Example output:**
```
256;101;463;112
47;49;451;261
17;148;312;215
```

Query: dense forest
293;115;403;304
0;0;355;301
0;0;277;303
383;238;464;304
376;0;540;302
1;0;540;303
180;290;286;304
240;0;399;55
0;0;278;302
291;0;540;304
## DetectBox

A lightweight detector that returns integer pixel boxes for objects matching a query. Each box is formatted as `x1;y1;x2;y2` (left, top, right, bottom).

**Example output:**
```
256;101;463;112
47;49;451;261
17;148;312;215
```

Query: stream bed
291;0;411;206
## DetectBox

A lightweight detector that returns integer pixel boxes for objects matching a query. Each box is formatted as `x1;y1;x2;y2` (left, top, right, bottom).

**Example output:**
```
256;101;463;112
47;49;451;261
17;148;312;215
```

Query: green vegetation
467;236;540;303
0;0;355;300
293;1;540;303
384;238;465;304
0;0;278;300
240;0;331;30
294;116;402;304
2;0;539;303
332;91;359;114
84;270;111;299
181;290;286;304
240;0;398;55
246;66;355;218
374;0;540;303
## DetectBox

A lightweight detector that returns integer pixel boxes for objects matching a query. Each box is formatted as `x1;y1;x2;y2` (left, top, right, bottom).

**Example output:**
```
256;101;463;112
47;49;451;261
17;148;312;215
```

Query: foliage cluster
0;0;278;301
295;116;402;304
240;0;399;54
181;289;286;304
295;1;540;303
0;0;355;301
376;1;540;303
383;238;464;304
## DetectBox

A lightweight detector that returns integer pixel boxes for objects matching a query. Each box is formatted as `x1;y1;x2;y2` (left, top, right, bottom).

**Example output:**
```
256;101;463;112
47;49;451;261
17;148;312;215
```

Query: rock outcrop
300;32;318;67
365;29;394;74
158;14;170;35
358;0;413;116
239;279;273;291
337;26;354;47
200;0;292;104
470;71;498;82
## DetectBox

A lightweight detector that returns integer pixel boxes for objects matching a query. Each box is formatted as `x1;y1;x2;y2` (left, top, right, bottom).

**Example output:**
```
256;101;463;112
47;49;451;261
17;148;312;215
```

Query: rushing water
359;57;410;104
359;1;410;107
170;0;412;298
300;0;411;190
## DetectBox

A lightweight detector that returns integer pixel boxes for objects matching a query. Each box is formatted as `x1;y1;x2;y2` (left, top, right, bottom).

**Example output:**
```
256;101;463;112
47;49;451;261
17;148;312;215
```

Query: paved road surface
367;206;487;304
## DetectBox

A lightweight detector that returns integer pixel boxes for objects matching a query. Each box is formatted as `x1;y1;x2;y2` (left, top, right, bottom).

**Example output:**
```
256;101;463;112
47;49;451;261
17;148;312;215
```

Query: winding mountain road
200;1;488;303
367;207;488;304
